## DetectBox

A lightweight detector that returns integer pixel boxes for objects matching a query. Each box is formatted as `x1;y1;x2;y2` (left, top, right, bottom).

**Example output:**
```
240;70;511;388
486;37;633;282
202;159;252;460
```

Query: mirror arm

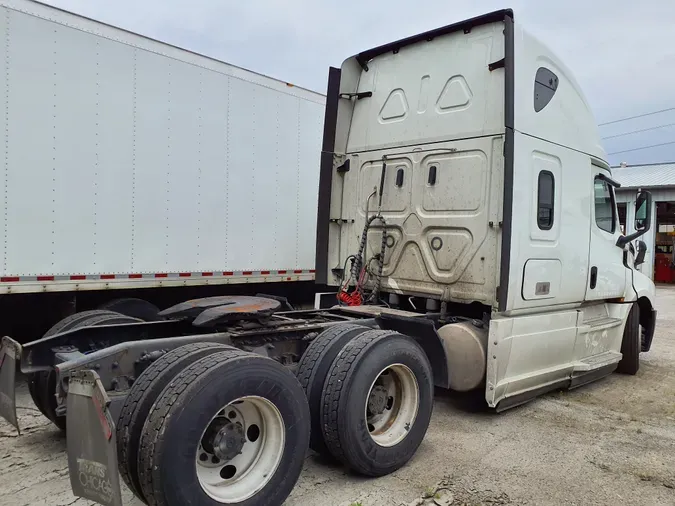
617;230;647;248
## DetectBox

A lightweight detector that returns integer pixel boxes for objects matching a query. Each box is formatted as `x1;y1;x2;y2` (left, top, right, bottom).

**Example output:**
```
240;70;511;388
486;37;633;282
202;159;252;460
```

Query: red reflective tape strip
0;270;315;283
91;392;112;441
286;277;292;281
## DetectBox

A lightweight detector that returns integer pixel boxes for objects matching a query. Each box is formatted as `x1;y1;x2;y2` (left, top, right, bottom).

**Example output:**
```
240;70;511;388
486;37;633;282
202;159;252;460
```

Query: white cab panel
346;22;505;154
513;25;606;161
336;136;503;303
585;168;626;301
486;310;578;407
506;132;591;312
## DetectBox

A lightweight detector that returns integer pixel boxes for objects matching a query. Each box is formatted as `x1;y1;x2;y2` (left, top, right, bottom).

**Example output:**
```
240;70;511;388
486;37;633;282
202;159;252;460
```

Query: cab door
585;168;626;301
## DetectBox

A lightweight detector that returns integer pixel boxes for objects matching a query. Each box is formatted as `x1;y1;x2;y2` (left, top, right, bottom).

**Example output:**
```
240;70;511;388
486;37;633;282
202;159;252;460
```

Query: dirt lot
2;288;675;506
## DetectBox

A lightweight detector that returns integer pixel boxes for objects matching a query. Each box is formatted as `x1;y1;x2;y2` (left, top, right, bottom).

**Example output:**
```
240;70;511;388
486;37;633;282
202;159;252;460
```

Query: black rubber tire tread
138;349;246;506
27;376;47;419
28;309;122;421
44;309;122;337
98;297;162;321
295;323;369;455
617;304;640;375
138;350;310;506
320;329;434;477
38;312;139;431
117;342;234;504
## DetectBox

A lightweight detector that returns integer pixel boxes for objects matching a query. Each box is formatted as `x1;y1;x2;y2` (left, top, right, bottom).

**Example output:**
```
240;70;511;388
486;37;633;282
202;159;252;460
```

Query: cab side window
537;171;554;230
594;177;616;233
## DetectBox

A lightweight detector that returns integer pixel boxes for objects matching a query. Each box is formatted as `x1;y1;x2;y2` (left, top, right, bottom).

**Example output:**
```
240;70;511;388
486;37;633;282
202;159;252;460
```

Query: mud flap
67;370;123;506
0;336;20;433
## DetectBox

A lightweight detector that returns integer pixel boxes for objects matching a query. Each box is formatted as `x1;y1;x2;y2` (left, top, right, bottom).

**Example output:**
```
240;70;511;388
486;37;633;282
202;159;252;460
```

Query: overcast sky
43;0;675;166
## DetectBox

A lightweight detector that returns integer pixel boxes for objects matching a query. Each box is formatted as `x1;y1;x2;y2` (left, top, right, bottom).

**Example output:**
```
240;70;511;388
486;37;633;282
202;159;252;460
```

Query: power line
599;106;675;127
602;122;675;140
607;140;675;156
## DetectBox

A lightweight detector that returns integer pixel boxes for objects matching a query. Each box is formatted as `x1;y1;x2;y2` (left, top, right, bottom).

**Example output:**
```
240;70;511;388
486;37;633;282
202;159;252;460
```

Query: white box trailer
0;0;325;338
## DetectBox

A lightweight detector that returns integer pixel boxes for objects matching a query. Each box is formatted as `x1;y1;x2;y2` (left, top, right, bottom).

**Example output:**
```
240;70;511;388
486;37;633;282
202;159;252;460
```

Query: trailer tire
295;323;369;456
28;309;122;422
617;304;640;375
36;312;141;431
138;351;310;506
99;297;163;322
118;342;236;504
320;329;433;477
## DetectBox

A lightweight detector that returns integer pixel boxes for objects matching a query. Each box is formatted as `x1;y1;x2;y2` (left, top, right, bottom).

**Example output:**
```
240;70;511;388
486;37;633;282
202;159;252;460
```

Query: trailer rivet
492;355;496;359
490;386;494;391
94;364;101;370
112;361;119;369
494;341;497;345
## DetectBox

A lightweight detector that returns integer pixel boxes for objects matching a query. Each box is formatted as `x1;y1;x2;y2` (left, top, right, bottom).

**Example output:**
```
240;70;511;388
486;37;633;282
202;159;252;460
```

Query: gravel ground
2;288;675;506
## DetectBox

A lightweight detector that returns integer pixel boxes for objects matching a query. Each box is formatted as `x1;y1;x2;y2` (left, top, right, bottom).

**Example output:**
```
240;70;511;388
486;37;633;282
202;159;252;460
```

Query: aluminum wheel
196;396;285;503
365;363;419;447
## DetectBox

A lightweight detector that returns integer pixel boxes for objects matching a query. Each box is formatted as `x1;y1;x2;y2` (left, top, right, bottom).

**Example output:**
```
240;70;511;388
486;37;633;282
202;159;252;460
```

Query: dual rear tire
296;325;434;477
118;344;310;506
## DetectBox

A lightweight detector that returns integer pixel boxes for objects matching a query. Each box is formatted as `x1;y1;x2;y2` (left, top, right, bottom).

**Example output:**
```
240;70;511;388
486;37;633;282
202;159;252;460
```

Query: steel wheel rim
196;396;285;503
365;363;419;447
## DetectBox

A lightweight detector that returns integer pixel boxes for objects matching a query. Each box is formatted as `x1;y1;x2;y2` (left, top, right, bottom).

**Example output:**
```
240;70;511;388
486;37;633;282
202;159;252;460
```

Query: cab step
578;316;623;334
572;350;622;372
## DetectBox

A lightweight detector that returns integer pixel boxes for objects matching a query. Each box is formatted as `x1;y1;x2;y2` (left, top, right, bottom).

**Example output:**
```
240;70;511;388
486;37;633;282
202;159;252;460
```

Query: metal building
614;162;675;283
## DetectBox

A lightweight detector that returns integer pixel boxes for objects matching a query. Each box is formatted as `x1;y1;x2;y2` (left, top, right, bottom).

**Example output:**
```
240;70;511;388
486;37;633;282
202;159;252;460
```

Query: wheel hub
213;423;246;461
367;385;389;415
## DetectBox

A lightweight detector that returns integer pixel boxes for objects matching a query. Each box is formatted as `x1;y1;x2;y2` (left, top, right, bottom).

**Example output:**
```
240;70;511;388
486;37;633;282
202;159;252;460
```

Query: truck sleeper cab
316;9;657;409
0;9;658;506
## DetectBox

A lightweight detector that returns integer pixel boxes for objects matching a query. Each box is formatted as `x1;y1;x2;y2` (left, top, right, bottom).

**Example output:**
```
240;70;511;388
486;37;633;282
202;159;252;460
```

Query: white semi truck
0;8;658;506
0;0;325;343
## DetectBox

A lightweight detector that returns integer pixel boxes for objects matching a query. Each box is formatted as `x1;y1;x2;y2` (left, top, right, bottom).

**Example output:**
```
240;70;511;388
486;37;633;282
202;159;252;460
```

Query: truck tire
118;342;237;504
320;329;434;477
295;323;369;456
28;309;122;421
617;304;640;375
138;351;310;506
98;297;162;321
36;312;141;431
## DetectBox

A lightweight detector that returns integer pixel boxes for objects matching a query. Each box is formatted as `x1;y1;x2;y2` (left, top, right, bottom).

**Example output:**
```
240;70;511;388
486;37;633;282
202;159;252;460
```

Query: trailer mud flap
67;370;123;506
0;336;20;432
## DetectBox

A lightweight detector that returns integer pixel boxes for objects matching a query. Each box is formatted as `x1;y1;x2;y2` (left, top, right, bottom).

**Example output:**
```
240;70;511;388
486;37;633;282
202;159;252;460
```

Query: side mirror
634;191;650;231
635;240;647;267
617;190;652;248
